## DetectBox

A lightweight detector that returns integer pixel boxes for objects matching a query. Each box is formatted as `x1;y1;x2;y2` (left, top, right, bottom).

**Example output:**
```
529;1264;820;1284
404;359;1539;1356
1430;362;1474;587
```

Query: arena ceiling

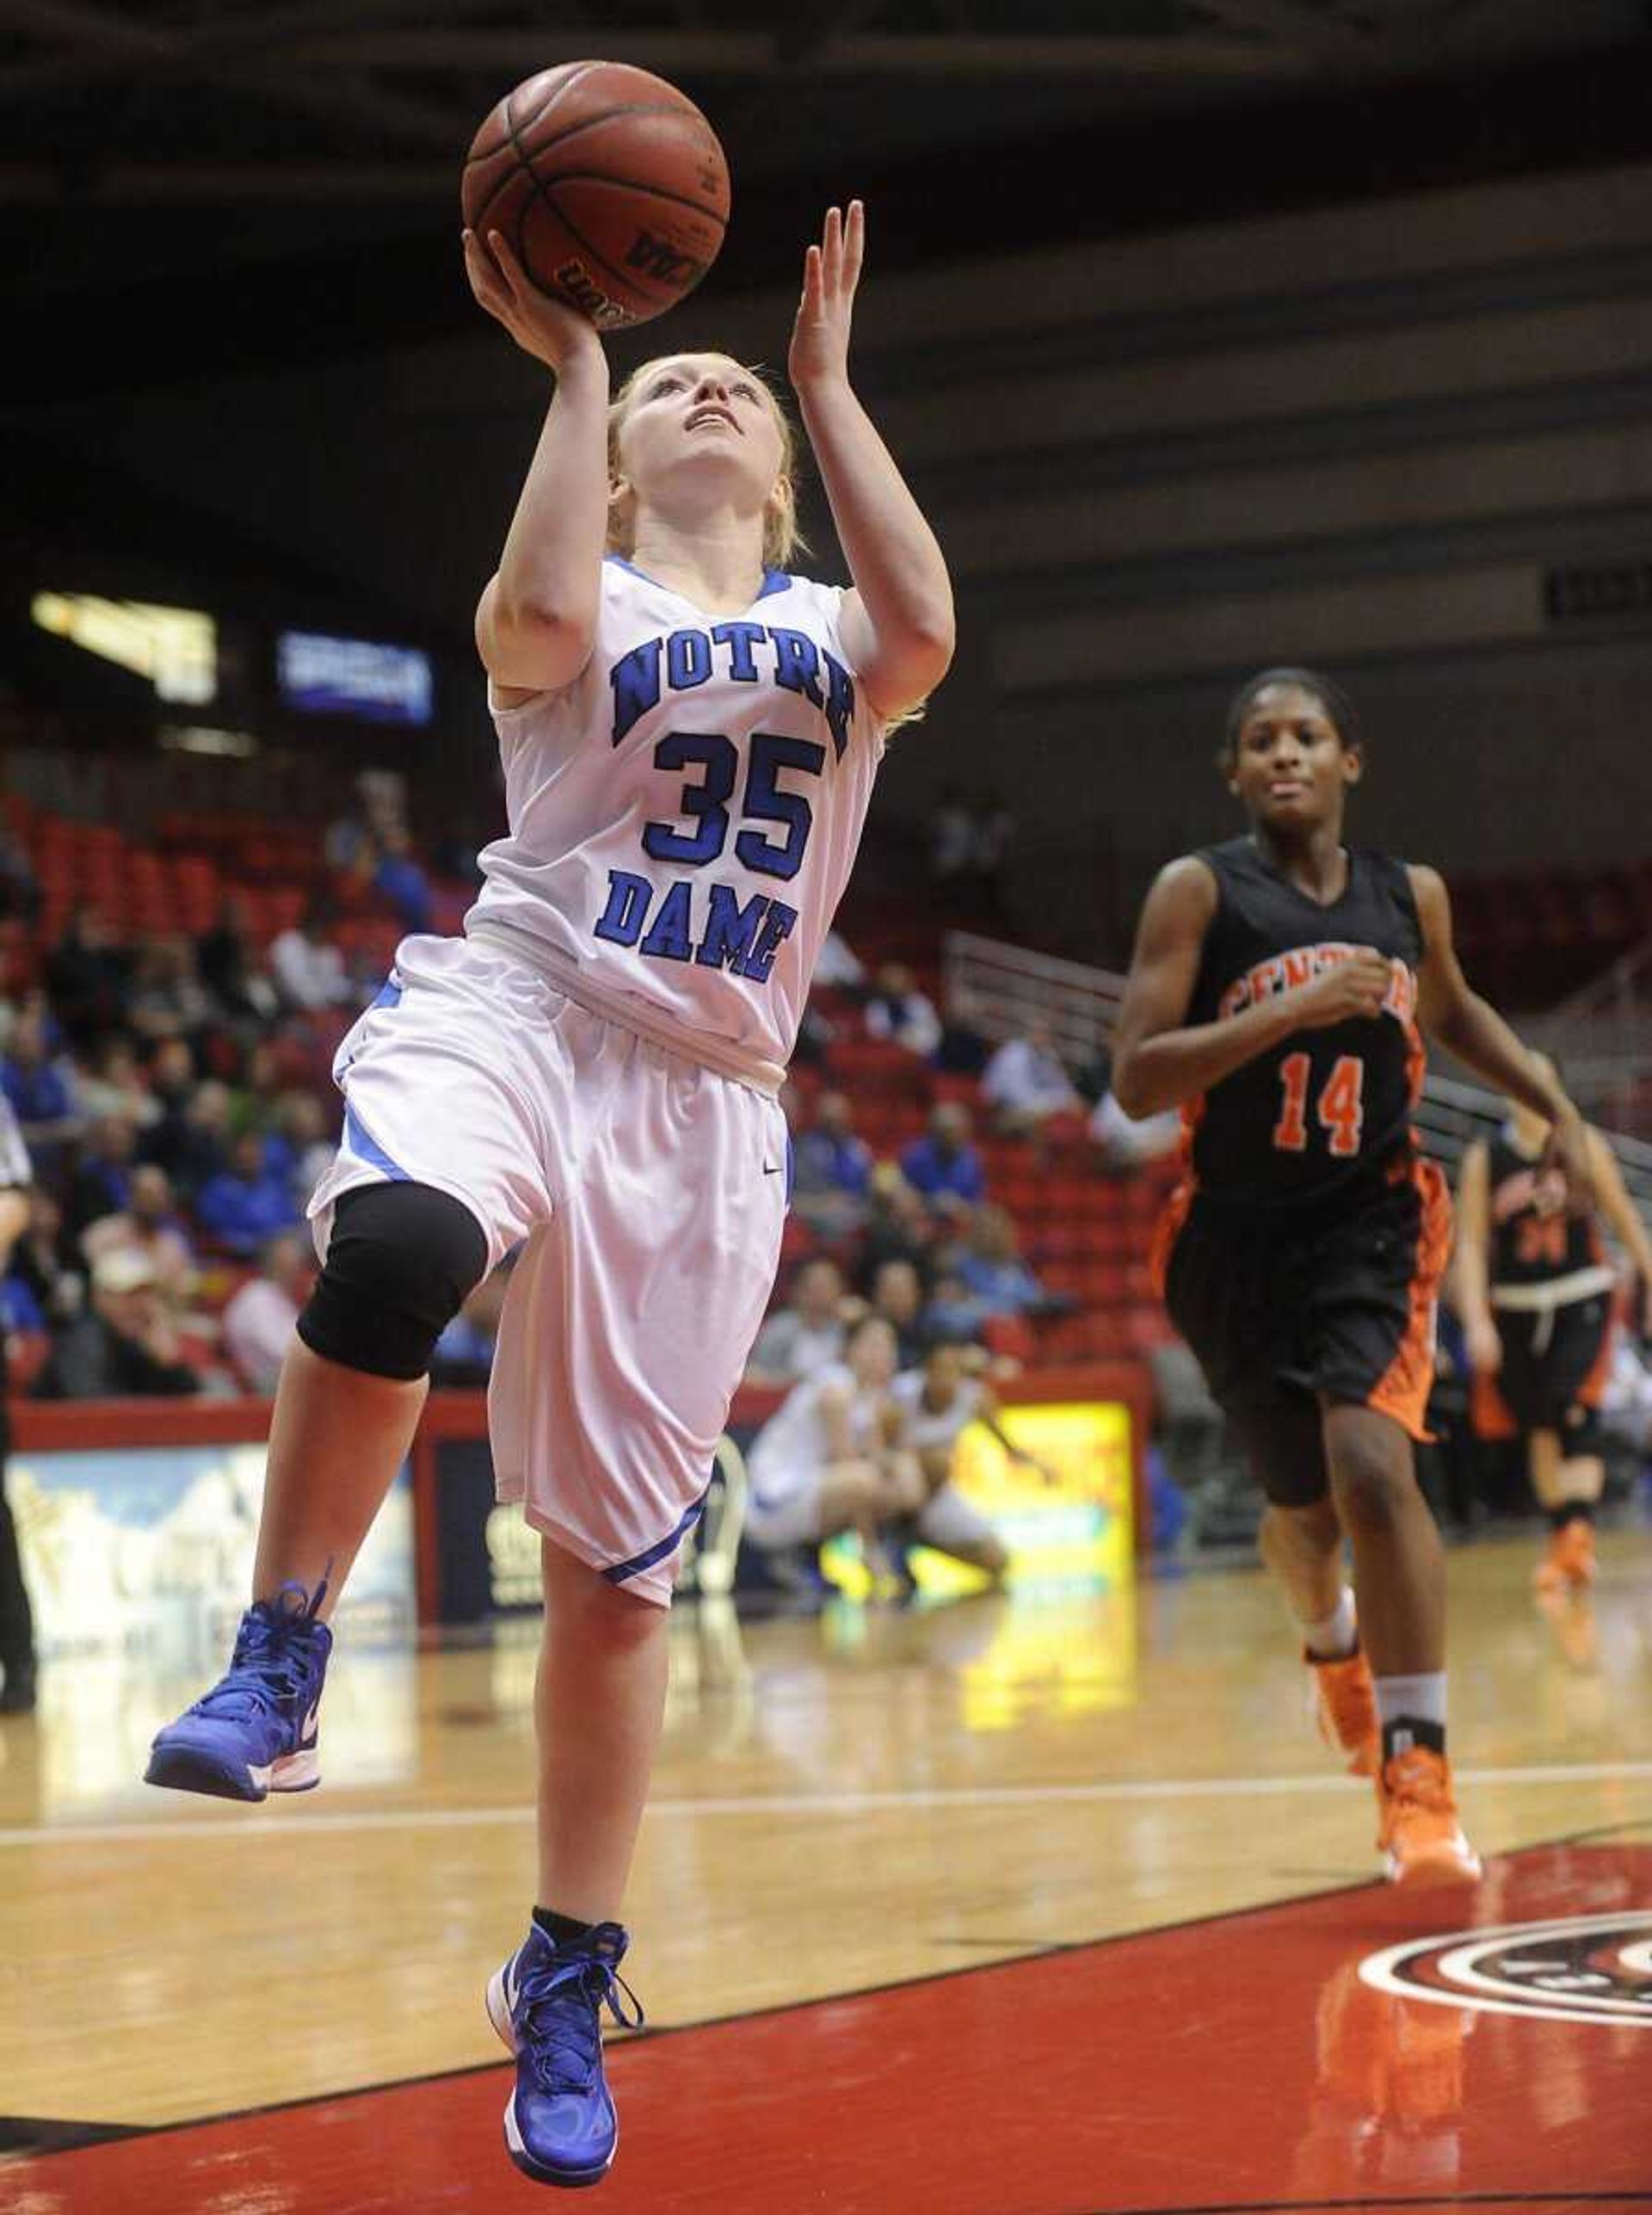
2;0;1649;402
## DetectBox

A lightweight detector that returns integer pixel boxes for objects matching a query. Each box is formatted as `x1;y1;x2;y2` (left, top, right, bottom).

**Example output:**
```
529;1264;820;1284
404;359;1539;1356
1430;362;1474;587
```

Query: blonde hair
606;355;807;571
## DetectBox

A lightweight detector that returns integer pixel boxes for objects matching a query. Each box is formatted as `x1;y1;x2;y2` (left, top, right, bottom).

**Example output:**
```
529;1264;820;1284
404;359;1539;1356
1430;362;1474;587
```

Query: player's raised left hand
790;201;863;394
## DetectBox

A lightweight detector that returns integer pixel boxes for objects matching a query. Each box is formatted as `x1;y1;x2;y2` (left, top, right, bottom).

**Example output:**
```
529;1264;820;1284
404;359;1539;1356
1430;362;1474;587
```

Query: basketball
460;60;730;330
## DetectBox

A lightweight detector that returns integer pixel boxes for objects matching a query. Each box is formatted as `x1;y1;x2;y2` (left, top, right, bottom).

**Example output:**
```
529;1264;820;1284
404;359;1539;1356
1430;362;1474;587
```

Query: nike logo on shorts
763;1162;784;1175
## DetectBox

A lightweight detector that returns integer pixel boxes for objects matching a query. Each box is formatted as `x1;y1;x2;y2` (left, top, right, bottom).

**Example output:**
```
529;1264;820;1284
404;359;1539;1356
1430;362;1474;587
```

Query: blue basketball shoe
144;1578;332;1802
486;1920;644;2187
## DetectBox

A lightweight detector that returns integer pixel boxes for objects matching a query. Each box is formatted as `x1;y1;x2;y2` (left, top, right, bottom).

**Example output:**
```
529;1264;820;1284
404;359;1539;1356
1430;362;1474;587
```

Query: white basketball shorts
308;934;788;1605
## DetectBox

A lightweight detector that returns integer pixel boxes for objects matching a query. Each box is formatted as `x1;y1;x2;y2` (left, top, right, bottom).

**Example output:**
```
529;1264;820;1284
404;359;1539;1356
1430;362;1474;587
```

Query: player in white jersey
145;200;953;2191
743;1313;924;1556
889;1338;1053;1582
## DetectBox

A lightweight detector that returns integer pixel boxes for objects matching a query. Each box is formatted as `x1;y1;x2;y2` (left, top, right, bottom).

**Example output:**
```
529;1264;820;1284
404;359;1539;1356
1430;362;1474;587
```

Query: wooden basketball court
3;1527;1649;2211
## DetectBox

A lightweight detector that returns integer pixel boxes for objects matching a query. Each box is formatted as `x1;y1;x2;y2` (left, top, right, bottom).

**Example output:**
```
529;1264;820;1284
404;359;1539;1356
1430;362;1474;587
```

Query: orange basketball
460;60;730;330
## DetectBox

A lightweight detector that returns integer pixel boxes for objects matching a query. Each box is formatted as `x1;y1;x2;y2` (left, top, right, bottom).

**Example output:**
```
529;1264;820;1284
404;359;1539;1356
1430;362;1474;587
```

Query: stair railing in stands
941;929;1652;1231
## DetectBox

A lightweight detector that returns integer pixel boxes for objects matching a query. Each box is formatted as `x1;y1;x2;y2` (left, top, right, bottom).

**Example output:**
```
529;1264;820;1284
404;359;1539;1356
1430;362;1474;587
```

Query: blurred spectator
75;1036;160;1128
866;1257;927;1368
8;1189;82;1326
857;1166;939;1292
126;935;214;1042
813;929;865;990
1089;1089;1182;1169
928;787;977;885
44;905;130;1050
33;1247;202;1399
952;1203;1060;1319
745;1256;848;1387
920;1268;993;1345
65;1114;138;1242
0;822;40;923
864;961;942;1058
931;985;991;1078
146;1076;232;1196
222;1232;313;1394
900;1102;986;1215
430;1262;512;1387
266;1090;336;1204
197;897;280;1022
270;901;351;1011
373;824;433;933
82;1164;198;1311
971;787;1016;907
981;1020;1083;1135
2;1002;79;1135
792;1090;872;1231
194;1130;302;1257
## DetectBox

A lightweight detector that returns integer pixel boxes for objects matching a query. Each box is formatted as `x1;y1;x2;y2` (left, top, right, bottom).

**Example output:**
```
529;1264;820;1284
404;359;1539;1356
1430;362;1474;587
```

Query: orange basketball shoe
1378;1743;1482;1889
1533;1517;1596;1597
1308;1646;1380;1776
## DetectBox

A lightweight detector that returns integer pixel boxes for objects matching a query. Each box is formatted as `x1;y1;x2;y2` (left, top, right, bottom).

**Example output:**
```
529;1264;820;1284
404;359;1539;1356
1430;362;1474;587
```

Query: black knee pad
298;1182;490;1382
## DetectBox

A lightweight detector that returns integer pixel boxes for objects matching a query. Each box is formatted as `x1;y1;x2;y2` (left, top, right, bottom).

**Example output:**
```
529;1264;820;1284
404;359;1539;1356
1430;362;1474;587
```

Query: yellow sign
821;1399;1132;1602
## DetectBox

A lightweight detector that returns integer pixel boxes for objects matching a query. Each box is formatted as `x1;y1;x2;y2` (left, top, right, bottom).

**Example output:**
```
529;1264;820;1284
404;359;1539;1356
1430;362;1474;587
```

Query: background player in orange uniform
1111;666;1591;1887
1454;1053;1652;1595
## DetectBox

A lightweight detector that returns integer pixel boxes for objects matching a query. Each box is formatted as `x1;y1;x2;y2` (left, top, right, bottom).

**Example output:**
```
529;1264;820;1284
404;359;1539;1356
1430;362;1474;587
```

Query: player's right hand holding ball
463;226;607;376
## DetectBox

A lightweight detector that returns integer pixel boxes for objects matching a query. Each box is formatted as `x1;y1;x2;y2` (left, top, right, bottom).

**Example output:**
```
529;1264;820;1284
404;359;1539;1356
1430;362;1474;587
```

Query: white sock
1374;1671;1447;1731
1303;1587;1357;1660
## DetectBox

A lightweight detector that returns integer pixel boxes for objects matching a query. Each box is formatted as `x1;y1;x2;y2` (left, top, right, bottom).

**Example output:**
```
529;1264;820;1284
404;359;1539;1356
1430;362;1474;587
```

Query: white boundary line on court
3;1758;1650;1849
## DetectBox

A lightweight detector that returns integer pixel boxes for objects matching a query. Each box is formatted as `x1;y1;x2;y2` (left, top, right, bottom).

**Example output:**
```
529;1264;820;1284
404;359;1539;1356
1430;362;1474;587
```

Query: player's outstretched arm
1110;858;1390;1118
788;201;955;722
464;227;611;696
1452;1139;1501;1373
1409;865;1593;1200
1587;1128;1652;1329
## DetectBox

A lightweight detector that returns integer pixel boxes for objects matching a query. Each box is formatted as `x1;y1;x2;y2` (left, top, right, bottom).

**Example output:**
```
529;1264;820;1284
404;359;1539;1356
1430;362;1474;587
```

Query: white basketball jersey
465;557;886;1093
747;1360;880;1497
891;1369;987;1456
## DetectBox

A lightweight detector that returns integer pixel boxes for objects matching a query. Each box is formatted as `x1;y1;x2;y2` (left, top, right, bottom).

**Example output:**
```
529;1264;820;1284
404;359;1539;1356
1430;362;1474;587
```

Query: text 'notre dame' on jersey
1184;837;1426;1213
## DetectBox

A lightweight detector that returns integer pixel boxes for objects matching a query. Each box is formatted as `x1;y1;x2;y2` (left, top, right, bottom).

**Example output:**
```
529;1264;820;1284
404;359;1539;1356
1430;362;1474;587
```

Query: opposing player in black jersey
1112;667;1592;1887
1454;1053;1652;1597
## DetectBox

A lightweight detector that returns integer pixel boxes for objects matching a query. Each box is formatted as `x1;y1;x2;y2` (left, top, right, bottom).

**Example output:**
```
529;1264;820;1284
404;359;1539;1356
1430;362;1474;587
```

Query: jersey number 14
1273;1052;1365;1157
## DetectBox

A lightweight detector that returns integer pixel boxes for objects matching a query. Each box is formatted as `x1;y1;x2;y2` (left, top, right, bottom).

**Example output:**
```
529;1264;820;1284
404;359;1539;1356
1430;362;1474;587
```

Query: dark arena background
2;7;1651;2212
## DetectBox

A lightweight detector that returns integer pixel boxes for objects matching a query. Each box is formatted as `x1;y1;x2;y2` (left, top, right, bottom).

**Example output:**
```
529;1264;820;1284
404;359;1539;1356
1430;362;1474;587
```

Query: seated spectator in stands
900;1102;986;1217
373;824;433;932
866;1257;928;1368
44;904;130;1051
0;821;40;922
82;1164;197;1312
744;1256;849;1387
792;1090;873;1231
231;1038;289;1145
194;1130;301;1257
813;929;865;992
145;1035;197;1124
65;1114;139;1242
1088;1089;1181;1170
33;1246;202;1399
971;787;1016;910
931;984;991;1077
857;1165;940;1293
928;787;977;886
864;961;942;1059
430;1262;512;1388
9;1188;83;1328
270;900;351;1011
197;897;280;1023
75;1035;161;1129
790;991;838;1072
146;1075;232;1197
126;935;214;1043
952;1203;1063;1319
221;1231;312;1394
265;1089;336;1205
2;1003;79;1137
919;1268;994;1346
981;1020;1083;1135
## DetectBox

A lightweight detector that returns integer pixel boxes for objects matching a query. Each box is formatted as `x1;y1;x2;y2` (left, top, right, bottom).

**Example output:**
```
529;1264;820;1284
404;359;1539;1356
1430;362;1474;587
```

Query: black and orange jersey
1180;837;1426;1216
1485;1131;1603;1291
